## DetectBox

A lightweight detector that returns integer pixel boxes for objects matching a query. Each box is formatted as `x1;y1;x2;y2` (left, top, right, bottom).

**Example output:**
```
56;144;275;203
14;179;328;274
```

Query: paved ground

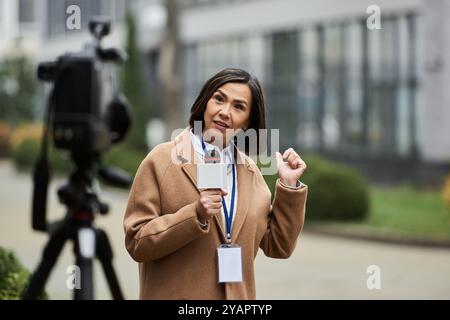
1;160;450;299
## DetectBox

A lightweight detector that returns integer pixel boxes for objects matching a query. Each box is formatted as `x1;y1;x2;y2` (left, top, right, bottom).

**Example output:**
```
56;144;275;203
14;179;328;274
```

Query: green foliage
10;137;144;178
368;185;450;237
10;138;39;170
262;154;369;221
0;55;39;125
302;155;369;221
103;144;147;176
10;138;73;174
121;9;152;151
0;246;47;299
0;121;10;157
442;174;450;212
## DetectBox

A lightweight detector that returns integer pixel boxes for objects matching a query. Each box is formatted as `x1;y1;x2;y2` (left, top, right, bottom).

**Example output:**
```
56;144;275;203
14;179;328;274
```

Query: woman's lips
213;121;229;130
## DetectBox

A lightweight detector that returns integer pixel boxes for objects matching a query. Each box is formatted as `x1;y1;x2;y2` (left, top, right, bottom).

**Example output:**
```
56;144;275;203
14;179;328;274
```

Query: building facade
175;0;450;183
0;0;127;61
1;0;449;183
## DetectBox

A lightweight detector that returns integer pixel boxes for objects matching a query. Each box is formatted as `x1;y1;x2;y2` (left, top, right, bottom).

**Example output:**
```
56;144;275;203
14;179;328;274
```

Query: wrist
195;201;207;224
280;178;298;187
197;218;209;229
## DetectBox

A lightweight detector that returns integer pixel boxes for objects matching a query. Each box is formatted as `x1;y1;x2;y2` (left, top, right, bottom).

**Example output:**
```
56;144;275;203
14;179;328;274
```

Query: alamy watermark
66;5;81;30
170;122;281;176
366;5;382;30
66;265;81;290
366;265;381;290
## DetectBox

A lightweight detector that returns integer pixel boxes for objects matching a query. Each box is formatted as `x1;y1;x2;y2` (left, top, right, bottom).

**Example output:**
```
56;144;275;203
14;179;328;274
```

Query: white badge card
217;244;243;283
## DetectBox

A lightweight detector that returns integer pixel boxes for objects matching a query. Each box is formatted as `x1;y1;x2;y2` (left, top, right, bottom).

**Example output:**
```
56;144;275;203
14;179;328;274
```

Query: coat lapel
175;127;199;191
174;127;255;244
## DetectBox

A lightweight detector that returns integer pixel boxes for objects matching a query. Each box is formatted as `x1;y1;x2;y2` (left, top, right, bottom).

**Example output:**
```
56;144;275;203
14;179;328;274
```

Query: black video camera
38;17;130;154
31;17;133;232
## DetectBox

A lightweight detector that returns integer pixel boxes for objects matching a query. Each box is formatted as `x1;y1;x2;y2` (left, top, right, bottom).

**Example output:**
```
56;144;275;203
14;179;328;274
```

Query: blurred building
0;0;127;61
1;0;449;183
171;0;450;184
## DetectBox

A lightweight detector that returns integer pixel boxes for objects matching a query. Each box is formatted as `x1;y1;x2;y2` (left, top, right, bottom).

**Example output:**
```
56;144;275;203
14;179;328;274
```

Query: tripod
22;158;124;300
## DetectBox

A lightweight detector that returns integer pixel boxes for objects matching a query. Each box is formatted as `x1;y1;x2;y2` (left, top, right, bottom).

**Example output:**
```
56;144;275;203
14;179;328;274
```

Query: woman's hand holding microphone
196;189;228;225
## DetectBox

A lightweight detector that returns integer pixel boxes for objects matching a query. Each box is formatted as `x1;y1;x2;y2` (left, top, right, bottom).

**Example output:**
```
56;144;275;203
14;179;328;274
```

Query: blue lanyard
201;137;236;243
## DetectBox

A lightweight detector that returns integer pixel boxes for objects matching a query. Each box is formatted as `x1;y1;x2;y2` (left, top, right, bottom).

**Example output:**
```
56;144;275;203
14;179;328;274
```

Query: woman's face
203;82;252;147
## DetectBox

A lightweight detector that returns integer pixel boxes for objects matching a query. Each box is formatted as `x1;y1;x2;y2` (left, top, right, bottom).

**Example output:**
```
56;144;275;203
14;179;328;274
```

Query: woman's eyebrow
217;89;248;106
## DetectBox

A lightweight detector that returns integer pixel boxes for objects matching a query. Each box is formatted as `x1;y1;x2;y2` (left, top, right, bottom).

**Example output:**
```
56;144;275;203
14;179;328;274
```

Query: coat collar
173;127;255;243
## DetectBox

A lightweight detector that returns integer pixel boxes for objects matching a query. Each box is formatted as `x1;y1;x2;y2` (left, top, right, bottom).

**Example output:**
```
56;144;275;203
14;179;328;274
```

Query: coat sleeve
124;147;209;262
259;179;307;259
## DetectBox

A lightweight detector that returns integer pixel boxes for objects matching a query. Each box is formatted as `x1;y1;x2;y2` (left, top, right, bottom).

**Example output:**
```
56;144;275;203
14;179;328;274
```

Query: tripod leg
95;228;124;300
73;227;95;300
22;223;69;300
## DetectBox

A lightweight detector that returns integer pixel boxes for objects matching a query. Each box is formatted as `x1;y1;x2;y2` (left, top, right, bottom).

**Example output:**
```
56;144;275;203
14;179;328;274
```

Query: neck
201;133;230;150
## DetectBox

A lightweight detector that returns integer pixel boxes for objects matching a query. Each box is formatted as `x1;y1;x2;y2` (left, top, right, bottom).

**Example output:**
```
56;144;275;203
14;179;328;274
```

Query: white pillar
419;0;450;161
0;0;19;54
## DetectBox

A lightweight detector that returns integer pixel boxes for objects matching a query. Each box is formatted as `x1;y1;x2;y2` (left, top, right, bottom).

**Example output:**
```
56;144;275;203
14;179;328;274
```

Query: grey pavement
1;160;449;299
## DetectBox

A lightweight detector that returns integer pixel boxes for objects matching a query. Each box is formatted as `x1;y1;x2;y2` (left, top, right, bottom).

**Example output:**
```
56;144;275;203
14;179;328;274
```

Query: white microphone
197;148;227;189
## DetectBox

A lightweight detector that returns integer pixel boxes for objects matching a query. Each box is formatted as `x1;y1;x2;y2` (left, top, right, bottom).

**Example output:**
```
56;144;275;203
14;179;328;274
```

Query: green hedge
103;144;147;177
10;138;146;178
0;246;47;299
11;138;73;173
12;141;369;221
262;154;369;221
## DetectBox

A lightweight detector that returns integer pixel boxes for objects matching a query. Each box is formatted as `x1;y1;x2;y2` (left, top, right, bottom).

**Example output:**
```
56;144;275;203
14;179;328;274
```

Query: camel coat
124;127;308;299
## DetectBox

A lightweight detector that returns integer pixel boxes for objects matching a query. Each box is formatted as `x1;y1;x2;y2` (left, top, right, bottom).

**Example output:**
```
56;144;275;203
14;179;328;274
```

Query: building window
179;11;419;159
19;0;34;23
298;28;320;150
364;14;419;157
323;25;344;150
345;22;364;151
268;31;298;149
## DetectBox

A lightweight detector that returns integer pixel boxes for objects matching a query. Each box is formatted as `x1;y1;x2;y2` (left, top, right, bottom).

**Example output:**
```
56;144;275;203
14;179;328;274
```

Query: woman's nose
219;104;231;118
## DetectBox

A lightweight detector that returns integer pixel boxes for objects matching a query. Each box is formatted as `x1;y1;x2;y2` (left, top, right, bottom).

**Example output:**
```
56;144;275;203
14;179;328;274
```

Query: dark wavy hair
188;68;266;155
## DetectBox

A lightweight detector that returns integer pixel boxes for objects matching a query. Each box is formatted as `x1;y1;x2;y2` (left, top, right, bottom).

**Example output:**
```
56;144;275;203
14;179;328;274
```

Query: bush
8;122;43;150
103;144;147;177
8;121;148;178
442;174;450;212
262;154;369;221
10;138;40;170
303;155;369;221
0;246;47;299
10;133;146;178
0;55;39;125
10;138;72;173
0;121;10;157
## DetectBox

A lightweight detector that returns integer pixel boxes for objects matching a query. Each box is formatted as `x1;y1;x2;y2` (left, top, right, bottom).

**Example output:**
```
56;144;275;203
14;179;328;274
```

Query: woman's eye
214;95;224;103
235;104;244;110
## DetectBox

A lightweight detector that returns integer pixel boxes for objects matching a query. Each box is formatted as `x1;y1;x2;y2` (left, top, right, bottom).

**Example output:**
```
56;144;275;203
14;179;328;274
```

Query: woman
124;68;308;299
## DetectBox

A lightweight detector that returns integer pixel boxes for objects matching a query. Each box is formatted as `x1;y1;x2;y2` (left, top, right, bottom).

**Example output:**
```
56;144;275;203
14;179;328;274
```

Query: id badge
217;244;243;283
